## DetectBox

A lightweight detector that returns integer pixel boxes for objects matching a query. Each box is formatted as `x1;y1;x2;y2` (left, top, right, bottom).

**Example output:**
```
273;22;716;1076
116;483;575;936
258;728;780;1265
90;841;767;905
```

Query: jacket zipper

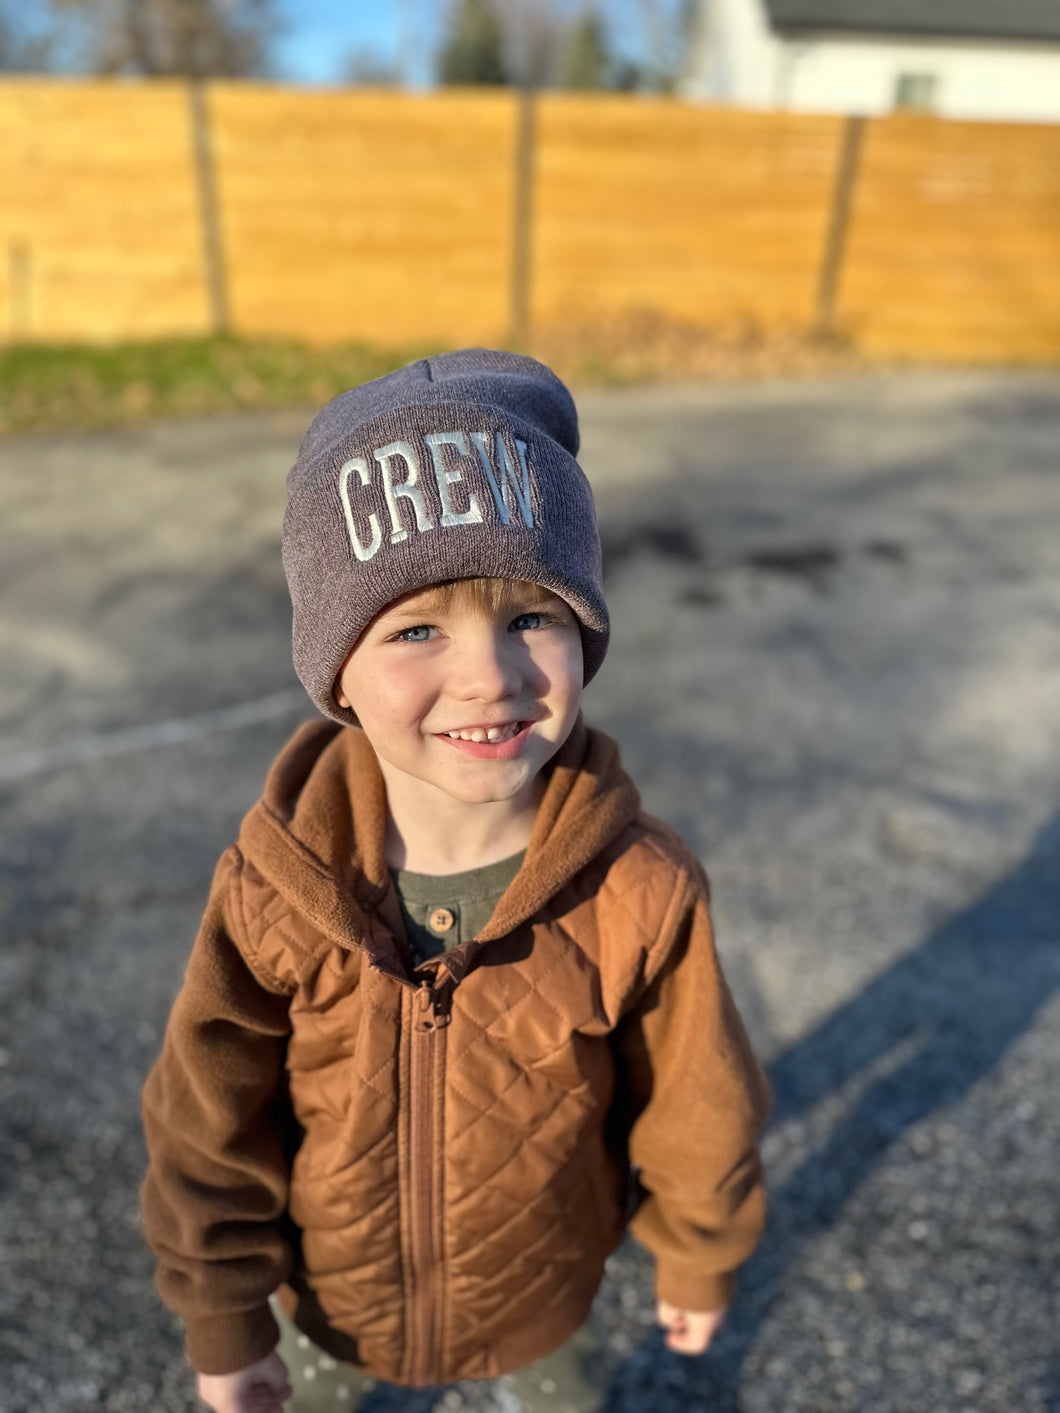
406;979;448;1386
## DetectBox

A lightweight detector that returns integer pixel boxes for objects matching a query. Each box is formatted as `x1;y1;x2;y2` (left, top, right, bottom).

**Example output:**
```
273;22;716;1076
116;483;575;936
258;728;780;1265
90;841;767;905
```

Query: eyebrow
523;594;572;617
379;594;450;620
380;589;567;622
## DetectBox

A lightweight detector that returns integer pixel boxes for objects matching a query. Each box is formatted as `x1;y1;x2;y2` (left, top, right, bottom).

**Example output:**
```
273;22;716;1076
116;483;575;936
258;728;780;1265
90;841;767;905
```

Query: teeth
445;723;521;743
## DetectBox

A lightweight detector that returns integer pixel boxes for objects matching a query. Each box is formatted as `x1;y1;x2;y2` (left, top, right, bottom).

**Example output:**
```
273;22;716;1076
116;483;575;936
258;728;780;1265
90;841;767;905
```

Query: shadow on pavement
1046;1357;1060;1413
615;811;1060;1410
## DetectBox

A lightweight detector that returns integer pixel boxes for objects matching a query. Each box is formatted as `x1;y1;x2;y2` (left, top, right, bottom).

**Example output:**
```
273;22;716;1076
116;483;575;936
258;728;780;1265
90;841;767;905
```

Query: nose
450;622;522;703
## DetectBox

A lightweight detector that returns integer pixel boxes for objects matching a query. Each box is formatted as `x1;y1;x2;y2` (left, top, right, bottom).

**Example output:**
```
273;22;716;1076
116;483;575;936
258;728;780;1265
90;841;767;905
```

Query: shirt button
429;907;455;934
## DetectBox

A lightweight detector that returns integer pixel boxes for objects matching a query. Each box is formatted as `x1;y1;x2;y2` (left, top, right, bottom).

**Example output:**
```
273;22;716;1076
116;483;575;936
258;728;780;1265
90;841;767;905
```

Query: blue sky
275;0;433;86
273;1;682;88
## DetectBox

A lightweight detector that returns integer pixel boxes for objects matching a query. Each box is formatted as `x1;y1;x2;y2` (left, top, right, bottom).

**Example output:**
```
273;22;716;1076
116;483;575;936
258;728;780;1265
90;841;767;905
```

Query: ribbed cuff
185;1303;280;1376
655;1264;735;1315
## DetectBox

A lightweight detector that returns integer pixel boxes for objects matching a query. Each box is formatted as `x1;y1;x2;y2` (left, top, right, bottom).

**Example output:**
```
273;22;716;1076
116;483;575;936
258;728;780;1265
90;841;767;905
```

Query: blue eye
510;612;543;632
398;625;433;643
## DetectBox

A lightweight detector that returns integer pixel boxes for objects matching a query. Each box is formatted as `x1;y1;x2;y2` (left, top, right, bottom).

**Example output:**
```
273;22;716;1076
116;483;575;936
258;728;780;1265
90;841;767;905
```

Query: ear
333;669;351;709
333;637;363;711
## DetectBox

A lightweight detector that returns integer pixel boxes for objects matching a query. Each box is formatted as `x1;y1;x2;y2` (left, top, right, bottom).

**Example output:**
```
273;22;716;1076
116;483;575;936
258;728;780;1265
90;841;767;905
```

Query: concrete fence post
816;114;867;338
509;85;537;350
188;79;230;337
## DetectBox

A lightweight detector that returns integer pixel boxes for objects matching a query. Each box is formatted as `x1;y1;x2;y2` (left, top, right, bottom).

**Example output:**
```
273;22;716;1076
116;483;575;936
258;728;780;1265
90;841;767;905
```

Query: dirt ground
1;370;1059;1413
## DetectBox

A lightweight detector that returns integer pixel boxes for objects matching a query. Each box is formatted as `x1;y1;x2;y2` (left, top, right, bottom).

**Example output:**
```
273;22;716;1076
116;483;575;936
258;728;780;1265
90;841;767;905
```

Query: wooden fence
2;77;1060;361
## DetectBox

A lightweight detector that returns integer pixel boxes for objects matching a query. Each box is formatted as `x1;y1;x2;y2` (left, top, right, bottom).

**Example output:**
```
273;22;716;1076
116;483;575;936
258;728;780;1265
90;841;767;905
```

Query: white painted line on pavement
0;689;309;784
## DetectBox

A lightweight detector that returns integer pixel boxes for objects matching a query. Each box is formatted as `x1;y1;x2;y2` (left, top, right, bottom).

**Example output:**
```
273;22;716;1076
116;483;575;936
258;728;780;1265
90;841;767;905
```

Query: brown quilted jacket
140;717;770;1386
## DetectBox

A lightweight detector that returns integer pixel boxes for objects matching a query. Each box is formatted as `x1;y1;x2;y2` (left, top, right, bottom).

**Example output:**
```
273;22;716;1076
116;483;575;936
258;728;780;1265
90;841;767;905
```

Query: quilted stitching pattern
247;821;692;1384
437;912;625;1372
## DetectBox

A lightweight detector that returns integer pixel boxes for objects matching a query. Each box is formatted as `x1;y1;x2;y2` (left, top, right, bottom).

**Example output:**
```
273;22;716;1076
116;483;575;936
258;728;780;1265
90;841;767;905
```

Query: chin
442;773;528;806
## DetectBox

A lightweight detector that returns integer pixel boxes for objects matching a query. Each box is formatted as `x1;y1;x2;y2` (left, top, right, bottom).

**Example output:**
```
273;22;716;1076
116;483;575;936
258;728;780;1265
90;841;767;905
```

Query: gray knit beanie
283;348;609;725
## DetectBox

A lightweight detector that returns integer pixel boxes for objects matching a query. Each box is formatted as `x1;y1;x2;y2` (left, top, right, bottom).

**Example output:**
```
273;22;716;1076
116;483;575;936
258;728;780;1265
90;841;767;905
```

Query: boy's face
335;582;584;808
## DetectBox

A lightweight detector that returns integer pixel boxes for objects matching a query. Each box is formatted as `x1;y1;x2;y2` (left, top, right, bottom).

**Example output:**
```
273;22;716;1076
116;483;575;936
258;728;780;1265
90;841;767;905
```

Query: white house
681;0;1060;122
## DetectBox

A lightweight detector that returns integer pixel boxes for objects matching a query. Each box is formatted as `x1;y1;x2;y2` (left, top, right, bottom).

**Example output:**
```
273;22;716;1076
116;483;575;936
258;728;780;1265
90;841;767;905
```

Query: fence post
188;79;230;336
816;114;866;338
509;84;537;350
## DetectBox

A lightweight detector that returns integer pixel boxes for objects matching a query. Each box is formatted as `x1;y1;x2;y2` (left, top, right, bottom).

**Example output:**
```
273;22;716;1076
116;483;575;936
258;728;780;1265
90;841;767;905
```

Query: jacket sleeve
140;845;295;1375
613;866;771;1313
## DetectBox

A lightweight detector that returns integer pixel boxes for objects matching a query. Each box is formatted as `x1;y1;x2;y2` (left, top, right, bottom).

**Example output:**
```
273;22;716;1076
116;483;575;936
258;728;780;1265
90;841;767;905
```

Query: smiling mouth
441;722;524;744
434;720;533;759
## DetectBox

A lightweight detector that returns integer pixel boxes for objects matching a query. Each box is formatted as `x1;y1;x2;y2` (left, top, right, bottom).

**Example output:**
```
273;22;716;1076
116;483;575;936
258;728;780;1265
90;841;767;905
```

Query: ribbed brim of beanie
283;348;610;725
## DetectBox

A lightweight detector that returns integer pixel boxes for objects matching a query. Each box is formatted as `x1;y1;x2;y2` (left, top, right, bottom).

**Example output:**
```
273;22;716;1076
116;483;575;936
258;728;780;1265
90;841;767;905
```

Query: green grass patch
0;322;868;437
0;336;438;436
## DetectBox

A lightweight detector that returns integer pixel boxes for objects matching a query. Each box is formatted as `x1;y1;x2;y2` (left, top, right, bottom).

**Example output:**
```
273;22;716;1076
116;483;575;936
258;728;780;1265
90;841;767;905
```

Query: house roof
763;0;1060;43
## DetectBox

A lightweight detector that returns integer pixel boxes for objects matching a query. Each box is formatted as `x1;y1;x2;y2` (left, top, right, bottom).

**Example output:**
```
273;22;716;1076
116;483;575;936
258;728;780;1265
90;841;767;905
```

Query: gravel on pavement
2;371;1058;1413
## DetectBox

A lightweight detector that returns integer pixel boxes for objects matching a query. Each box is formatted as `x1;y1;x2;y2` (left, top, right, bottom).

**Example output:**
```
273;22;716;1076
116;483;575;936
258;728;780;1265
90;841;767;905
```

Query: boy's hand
656;1299;727;1356
196;1352;292;1413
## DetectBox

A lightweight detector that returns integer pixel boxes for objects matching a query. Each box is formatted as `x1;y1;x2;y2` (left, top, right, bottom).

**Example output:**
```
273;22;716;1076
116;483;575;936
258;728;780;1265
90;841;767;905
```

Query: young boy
141;349;770;1413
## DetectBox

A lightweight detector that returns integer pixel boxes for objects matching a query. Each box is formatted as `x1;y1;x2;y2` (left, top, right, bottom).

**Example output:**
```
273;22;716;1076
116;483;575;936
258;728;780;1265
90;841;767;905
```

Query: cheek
531;632;584;710
344;659;436;731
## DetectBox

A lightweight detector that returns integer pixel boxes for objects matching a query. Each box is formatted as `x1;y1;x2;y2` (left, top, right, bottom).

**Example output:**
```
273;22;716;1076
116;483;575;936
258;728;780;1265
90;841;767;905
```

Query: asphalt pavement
1;371;1058;1413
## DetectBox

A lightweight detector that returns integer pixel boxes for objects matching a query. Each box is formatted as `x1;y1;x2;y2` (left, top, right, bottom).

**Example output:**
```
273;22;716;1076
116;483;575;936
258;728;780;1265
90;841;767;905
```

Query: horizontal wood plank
1;82;1058;361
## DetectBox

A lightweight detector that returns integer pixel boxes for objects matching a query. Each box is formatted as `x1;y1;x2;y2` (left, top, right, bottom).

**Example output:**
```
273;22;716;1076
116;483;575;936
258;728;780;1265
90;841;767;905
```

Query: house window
894;73;939;112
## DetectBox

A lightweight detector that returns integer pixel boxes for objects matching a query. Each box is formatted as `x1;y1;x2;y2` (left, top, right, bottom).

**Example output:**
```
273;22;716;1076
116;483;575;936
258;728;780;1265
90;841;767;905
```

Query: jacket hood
237;716;641;981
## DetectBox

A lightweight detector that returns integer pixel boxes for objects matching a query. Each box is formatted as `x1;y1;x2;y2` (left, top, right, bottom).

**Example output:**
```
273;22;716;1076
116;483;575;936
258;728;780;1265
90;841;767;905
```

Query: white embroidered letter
513;440;534;527
374;440;435;543
471;431;507;524
425;430;484;528
338;457;381;562
470;431;534;528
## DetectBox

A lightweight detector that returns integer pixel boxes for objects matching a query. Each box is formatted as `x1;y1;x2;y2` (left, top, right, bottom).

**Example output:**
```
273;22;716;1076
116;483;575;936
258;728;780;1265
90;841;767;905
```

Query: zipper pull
414;980;452;1032
414;984;437;1033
